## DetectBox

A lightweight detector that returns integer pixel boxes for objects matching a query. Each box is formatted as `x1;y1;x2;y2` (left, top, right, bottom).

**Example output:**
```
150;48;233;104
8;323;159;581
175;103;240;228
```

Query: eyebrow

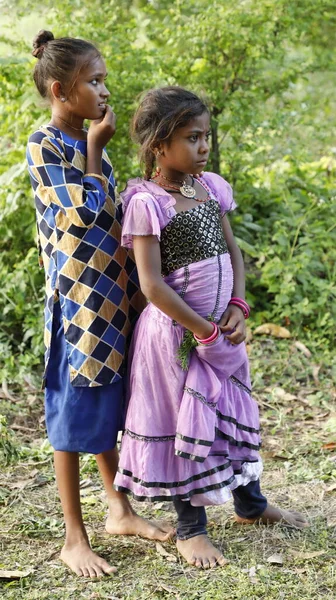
90;72;108;78
187;129;211;134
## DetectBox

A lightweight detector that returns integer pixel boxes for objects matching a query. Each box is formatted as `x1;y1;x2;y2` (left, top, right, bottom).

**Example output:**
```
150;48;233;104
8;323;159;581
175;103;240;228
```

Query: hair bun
32;30;54;59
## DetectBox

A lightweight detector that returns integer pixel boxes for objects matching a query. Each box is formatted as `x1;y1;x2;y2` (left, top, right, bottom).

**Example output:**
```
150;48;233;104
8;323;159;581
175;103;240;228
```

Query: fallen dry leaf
0;569;32;579
324;482;336;493
267;553;284;565
322;442;336;451
155;542;177;562
293;341;312;358
312;364;321;385
290;550;325;560
254;323;291;338
272;387;297;402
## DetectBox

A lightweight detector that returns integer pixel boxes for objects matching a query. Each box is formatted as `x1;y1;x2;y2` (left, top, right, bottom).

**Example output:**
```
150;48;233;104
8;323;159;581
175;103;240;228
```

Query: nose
199;137;209;154
101;83;110;99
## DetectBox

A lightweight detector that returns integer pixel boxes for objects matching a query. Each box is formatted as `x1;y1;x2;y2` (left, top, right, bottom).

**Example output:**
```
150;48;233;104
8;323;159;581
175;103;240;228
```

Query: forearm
143;279;213;339
86;142;103;177
230;245;245;299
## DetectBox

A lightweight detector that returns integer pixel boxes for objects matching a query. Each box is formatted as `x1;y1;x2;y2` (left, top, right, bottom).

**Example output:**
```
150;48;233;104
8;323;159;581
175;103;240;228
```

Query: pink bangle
194;322;219;344
228;297;250;319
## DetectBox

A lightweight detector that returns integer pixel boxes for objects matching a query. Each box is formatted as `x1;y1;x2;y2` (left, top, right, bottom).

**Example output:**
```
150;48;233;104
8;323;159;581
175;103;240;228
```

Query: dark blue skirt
45;301;124;454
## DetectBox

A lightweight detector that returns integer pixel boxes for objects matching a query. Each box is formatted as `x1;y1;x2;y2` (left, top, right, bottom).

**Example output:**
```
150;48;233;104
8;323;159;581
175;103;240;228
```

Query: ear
154;144;164;157
50;80;66;103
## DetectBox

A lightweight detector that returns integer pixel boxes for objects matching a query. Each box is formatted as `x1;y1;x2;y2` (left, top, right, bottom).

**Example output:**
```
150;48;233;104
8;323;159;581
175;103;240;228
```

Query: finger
225;330;245;344
220;318;238;332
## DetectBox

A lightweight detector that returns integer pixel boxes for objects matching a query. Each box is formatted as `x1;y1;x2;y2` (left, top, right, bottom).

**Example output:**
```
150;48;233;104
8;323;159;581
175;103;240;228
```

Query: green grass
0;337;335;599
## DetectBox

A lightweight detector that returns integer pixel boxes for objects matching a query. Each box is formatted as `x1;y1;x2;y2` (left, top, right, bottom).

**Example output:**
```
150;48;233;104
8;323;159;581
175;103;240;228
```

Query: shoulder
120;178;176;216
27;126;65;163
201;171;233;197
201;171;236;214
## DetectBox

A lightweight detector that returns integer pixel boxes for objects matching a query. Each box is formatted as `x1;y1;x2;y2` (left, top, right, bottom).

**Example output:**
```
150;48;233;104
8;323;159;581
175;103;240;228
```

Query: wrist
228;297;250;319
193;321;214;340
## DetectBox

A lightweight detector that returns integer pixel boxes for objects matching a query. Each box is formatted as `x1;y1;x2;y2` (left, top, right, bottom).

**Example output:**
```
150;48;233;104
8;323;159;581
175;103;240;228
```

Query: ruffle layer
114;432;262;506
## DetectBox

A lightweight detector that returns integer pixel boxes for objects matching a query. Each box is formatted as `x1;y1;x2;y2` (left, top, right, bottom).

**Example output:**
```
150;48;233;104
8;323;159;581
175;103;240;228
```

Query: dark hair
32;29;101;99
132;86;209;180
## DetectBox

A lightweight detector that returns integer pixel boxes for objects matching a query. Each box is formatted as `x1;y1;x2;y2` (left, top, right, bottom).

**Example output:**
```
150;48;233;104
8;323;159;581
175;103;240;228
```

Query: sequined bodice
160;199;228;276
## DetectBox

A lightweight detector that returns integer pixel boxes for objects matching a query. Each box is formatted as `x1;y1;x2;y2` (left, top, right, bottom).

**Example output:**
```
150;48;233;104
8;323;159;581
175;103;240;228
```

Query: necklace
52;115;86;133
154;173;196;199
152;175;211;203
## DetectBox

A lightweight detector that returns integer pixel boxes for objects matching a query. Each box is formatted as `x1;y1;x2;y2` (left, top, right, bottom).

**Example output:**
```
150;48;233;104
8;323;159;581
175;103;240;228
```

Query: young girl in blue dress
114;86;308;569
27;30;173;578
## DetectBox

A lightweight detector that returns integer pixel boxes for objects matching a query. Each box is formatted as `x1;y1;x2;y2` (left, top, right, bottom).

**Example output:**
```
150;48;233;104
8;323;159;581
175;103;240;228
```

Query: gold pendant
180;182;196;198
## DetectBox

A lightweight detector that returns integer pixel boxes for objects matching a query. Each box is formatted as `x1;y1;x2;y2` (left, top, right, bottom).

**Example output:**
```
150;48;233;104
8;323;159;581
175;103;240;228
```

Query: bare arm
218;215;247;344
133;235;214;339
222;215;245;299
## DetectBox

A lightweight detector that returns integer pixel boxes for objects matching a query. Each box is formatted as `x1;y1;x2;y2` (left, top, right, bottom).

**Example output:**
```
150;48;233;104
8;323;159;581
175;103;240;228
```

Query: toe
217;554;229;567
82;568;90;578
102;563;117;575
93;565;105;578
202;559;210;570
195;557;203;569
88;567;97;578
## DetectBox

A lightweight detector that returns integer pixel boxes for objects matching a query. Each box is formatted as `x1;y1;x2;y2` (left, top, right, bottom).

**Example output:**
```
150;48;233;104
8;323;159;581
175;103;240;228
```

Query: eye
206;132;211;140
189;135;198;142
91;79;98;86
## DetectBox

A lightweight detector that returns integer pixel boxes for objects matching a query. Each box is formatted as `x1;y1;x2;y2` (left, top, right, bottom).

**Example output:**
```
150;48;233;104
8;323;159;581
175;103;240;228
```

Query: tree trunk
210;116;220;174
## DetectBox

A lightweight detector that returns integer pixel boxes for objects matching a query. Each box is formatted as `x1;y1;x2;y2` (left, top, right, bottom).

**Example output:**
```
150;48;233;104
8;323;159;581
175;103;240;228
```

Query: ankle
64;527;89;548
107;495;133;519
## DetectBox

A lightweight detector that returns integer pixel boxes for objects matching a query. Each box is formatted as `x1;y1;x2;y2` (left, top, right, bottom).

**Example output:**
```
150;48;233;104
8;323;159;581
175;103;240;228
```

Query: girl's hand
218;304;246;345
87;105;116;149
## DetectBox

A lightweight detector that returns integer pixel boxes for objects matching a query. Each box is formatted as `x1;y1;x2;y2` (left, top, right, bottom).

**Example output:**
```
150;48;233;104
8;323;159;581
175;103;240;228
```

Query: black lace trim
176;432;212;447
175;450;206;462
124;429;175;442
184;386;259;433
229;375;251;395
216;410;260;434
124;425;259;448
212;255;222;321
114;473;236;502
117;460;231;488
184;386;217;408
215;427;260;450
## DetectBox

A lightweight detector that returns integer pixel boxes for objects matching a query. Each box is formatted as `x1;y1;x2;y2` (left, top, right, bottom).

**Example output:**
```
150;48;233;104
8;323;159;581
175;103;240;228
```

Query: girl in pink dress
114;86;308;568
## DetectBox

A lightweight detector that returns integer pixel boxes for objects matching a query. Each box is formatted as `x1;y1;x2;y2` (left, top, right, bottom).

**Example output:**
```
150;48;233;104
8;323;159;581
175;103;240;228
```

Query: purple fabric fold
175;334;247;461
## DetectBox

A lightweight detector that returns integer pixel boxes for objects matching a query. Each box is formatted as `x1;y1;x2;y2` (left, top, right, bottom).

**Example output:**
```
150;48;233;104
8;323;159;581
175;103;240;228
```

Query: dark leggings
173;479;267;540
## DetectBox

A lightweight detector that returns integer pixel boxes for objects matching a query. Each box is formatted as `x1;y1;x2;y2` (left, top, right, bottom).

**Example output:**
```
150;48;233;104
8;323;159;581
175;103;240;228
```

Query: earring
155;166;161;174
61;97;66;102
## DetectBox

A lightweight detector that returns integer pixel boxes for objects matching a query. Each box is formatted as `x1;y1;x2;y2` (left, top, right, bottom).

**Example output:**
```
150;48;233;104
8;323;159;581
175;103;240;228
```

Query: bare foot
176;534;229;569
235;503;309;528
60;539;117;578
106;509;175;542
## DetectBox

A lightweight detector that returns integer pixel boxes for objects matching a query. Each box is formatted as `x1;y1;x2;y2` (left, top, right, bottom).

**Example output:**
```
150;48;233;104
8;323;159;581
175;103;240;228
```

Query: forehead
179;111;210;133
78;55;107;78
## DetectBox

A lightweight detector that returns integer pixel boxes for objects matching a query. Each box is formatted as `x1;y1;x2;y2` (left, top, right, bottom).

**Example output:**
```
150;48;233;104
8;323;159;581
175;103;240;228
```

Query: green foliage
0;415;20;464
0;0;335;381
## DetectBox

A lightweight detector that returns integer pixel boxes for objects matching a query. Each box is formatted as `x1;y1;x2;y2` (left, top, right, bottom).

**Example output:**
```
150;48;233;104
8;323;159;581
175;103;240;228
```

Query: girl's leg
96;447;174;541
233;479;308;527
55;450;117;577
173;498;228;569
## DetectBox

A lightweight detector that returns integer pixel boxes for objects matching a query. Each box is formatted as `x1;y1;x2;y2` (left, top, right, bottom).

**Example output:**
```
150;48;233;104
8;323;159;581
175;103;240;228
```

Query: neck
50;112;86;137
156;169;191;184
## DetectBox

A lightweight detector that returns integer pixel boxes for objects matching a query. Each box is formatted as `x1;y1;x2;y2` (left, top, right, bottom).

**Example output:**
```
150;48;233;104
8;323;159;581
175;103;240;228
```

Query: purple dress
114;172;262;506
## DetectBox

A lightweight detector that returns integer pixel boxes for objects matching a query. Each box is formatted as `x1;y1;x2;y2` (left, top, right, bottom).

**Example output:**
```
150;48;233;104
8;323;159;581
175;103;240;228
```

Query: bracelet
194;322;219;345
228;297;250;319
84;173;106;184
